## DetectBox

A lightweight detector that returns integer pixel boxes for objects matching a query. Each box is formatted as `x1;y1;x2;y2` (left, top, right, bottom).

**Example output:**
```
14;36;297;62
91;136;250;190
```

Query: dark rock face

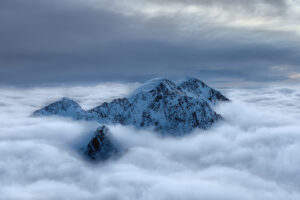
84;126;120;161
33;77;229;135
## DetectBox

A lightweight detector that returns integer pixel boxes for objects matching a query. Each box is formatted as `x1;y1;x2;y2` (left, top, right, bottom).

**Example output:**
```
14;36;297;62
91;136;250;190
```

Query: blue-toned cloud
0;83;300;199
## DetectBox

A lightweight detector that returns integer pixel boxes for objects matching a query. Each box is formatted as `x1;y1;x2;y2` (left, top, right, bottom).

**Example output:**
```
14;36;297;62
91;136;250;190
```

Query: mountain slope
178;77;229;105
32;77;228;135
32;97;87;119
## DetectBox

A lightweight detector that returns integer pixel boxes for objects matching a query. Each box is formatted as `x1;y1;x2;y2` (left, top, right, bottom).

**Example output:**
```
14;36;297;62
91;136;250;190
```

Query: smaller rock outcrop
84;125;121;161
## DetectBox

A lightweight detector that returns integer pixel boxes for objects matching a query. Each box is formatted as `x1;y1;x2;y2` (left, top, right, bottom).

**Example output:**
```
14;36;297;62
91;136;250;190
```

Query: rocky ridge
32;77;229;161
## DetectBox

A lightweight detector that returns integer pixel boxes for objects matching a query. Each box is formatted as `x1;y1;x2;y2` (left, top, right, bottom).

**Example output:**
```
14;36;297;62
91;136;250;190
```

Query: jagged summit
32;97;86;118
130;77;183;97
32;77;229;135
130;76;229;105
178;76;207;86
178;76;229;105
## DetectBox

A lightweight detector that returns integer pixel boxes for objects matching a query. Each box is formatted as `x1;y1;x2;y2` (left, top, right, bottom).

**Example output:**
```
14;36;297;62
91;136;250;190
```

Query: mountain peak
130;77;181;96
179;76;207;88
32;97;85;118
60;97;76;102
178;77;229;104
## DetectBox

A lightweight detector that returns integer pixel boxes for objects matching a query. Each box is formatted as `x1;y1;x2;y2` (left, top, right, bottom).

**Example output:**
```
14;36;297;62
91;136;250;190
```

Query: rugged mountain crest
32;77;229;135
32;97;86;119
130;77;184;97
178;77;229;105
84;125;120;161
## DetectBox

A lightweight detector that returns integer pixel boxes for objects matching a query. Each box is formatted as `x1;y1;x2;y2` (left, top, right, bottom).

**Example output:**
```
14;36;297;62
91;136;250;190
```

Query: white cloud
1;83;300;199
88;0;300;38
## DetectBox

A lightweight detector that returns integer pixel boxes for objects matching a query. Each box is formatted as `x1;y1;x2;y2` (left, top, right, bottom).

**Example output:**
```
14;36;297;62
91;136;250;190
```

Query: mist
1;83;300;200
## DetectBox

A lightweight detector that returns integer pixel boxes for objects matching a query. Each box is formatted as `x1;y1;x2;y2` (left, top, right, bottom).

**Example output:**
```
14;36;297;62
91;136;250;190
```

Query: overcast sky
1;0;300;86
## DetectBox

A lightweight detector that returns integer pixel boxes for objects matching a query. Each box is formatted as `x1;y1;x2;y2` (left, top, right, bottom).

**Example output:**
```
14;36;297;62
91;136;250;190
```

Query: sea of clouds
1;82;300;200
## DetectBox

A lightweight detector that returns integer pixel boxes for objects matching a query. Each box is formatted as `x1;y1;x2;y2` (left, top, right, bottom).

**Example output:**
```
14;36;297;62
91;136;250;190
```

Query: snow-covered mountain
178;77;229;105
33;77;229;135
32;97;87;119
33;77;229;160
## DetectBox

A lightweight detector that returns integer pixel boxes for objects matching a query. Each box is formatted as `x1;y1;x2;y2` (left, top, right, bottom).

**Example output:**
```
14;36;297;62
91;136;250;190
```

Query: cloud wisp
0;83;300;199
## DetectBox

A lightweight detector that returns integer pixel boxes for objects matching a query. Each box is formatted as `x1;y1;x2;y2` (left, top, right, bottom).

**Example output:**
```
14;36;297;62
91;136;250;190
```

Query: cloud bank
1;0;300;85
0;83;300;199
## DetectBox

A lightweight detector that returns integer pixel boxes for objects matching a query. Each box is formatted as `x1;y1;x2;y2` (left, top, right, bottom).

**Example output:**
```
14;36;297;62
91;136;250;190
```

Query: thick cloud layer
1;0;300;85
0;82;300;199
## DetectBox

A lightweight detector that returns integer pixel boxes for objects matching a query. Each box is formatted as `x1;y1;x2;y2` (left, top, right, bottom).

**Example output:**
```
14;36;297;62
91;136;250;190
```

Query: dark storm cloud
0;0;299;85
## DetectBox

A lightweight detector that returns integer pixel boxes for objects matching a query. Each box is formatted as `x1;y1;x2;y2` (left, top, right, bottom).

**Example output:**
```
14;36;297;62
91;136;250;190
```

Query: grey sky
1;0;300;86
